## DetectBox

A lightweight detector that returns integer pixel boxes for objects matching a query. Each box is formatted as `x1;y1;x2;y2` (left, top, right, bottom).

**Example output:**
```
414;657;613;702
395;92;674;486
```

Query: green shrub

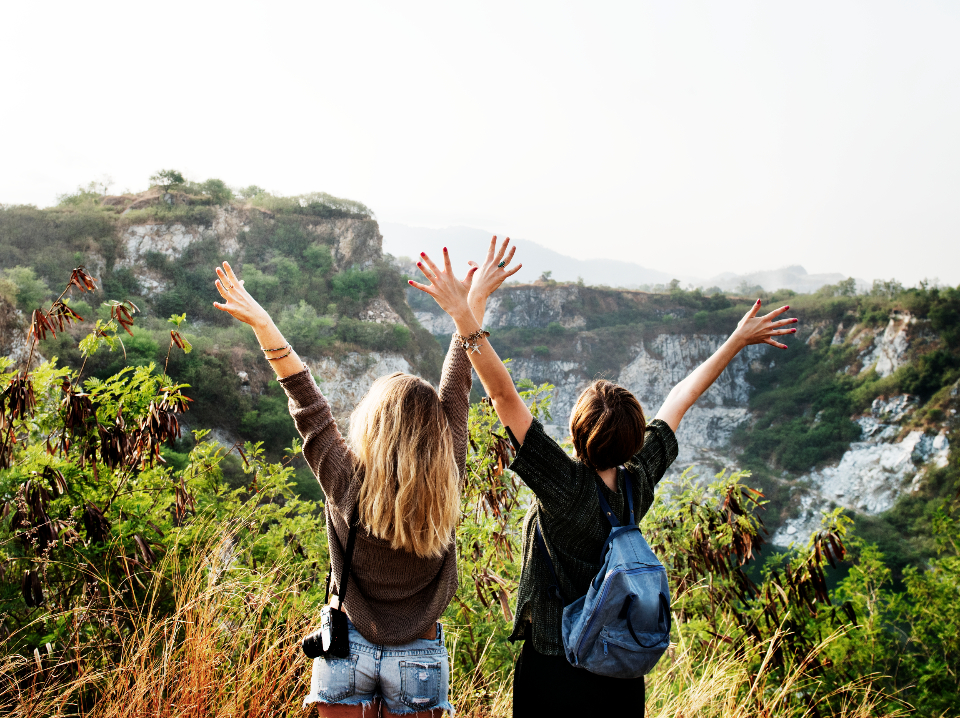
335;318;411;351
0;265;50;312
331;268;379;302
277;301;335;353
899;349;960;400
195;178;233;204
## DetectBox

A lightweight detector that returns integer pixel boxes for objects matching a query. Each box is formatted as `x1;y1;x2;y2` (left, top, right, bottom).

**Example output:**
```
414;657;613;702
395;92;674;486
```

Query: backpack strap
534;519;565;602
595;469;636;529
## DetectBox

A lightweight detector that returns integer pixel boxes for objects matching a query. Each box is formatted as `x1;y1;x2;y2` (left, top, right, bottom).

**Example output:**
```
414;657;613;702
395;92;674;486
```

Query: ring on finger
497;261;506;268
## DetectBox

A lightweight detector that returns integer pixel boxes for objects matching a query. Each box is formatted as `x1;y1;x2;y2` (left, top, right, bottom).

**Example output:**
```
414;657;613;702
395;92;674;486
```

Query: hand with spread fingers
213;262;270;327
465;236;522;319
407;247;477;322
408;237;521;327
732;300;799;350
212;261;304;379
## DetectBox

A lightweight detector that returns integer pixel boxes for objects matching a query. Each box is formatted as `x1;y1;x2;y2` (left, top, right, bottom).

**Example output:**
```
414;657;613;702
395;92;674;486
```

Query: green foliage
55;183;104;208
250;191;373;219
334;318;411;352
331;268;380;303
0;266;50;312
193;178;233;204
120;203;217;227
277;301;335;354
898;349;960;400
148;168;185;189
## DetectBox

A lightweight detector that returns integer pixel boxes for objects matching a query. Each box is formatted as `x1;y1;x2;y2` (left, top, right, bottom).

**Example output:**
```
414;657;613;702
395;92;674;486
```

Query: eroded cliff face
502;334;764;479
0;298;34;366
101;206;384;298
414;284;956;547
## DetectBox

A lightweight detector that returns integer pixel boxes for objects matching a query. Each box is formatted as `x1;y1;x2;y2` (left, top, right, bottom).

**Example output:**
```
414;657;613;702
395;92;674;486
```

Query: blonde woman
211;242;520;717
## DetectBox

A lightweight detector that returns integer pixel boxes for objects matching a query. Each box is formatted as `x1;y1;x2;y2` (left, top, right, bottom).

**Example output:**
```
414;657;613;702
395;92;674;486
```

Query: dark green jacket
507;418;679;656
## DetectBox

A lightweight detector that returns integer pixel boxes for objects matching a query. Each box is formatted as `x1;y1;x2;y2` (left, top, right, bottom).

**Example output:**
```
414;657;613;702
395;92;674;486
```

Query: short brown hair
569;380;646;471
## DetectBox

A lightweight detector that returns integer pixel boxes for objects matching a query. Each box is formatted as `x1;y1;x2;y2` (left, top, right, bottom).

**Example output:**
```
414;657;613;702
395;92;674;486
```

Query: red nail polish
443;247;448;252
785;305;790;310
420;252;425;257
791;328;797;333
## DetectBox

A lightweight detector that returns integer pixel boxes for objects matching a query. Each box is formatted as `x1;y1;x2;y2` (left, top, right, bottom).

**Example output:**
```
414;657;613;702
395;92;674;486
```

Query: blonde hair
349;373;460;559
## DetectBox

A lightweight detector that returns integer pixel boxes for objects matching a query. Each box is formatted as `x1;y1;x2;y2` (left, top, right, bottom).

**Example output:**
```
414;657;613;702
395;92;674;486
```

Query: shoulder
510;418;574;474
624;419;679;486
644;419;679;463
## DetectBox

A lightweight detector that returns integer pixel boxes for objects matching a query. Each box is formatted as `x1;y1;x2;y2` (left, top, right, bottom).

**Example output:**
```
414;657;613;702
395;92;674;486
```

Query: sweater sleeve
624;418;679;519
437;337;473;482
278;369;356;513
508;418;579;517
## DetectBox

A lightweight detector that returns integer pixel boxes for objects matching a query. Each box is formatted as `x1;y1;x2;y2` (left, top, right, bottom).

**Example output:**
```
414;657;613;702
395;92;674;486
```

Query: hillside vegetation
1;178;445;497
1;177;959;715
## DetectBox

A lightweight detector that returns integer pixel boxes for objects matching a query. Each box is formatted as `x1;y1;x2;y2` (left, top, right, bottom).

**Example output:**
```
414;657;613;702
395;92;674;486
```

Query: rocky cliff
415;285;956;547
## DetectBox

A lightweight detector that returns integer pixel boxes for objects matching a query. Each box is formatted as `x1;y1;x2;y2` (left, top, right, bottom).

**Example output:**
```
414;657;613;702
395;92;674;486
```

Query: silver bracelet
453;329;490;355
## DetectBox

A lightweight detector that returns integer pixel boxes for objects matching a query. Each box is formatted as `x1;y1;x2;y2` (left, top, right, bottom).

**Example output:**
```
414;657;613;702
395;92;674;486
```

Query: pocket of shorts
314;654;359;703
399;660;441;710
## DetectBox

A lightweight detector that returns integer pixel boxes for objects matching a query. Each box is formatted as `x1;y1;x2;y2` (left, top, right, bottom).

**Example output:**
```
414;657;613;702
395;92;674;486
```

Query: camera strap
324;505;360;608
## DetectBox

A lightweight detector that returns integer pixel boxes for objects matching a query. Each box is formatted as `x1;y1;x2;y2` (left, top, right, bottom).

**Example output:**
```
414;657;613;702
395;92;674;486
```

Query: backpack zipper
574;565;665;661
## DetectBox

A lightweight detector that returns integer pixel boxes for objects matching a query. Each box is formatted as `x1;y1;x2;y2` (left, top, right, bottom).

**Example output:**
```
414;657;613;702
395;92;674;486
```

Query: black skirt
512;627;645;717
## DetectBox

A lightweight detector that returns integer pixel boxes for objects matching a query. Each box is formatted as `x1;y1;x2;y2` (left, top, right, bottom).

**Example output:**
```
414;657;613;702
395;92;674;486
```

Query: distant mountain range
380;223;853;294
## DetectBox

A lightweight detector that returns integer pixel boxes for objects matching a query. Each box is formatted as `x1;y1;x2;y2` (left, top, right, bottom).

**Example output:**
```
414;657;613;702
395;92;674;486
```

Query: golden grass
1;539;909;718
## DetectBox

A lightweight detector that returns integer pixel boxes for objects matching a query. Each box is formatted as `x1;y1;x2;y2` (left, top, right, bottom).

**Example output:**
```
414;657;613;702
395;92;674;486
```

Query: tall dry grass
1;536;312;718
1;538;908;718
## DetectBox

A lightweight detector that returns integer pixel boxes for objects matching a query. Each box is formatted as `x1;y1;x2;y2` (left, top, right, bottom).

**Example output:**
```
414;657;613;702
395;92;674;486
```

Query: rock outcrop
0;298;39;367
306;351;412;421
107;206;383;299
773;394;950;546
414;283;955;547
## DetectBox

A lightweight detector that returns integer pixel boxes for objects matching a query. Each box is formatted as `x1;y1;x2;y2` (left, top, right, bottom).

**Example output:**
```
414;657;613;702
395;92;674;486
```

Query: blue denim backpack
535;469;672;679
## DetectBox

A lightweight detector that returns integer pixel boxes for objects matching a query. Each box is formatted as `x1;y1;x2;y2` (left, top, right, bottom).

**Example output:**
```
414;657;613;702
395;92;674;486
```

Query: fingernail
420;252;425;257
792;318;799;323
417;262;422;266
443;247;448;252
785;305;790;310
407;280;413;285
756;299;761;305
791;328;797;333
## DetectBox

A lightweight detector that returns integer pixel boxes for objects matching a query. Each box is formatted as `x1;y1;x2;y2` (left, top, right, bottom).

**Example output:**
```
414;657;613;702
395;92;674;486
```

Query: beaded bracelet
260;343;288;353
265;344;293;360
453;329;490;355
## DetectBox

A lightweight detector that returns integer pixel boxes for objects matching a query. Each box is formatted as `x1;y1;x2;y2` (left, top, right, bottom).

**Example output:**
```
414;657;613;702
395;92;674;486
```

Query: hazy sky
2;1;958;286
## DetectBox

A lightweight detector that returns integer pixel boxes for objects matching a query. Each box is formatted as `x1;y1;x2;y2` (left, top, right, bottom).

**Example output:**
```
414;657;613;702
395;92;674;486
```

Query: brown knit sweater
278;338;472;646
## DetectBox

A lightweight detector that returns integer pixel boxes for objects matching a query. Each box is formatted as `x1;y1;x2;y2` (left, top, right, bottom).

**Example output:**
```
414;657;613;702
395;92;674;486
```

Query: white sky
1;1;958;286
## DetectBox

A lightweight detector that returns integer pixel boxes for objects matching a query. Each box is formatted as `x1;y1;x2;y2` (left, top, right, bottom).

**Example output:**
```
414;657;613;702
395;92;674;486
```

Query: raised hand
408;247;477;323
467;236;522;307
213;262;270;328
732;300;798;350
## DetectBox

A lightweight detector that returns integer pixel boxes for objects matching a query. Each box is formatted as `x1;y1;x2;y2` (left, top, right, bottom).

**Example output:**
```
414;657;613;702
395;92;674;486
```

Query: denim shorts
303;618;453;715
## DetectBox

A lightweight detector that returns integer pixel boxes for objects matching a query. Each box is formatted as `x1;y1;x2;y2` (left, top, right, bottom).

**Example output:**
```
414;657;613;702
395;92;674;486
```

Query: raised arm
654;299;797;432
409;238;534;443
211;261;355;508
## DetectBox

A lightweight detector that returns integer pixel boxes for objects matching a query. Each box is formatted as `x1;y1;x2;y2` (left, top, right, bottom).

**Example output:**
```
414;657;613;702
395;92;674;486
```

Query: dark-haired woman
410;239;797;717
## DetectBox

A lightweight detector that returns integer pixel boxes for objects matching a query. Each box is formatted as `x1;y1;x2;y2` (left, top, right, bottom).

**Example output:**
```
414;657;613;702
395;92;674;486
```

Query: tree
149;169;185;190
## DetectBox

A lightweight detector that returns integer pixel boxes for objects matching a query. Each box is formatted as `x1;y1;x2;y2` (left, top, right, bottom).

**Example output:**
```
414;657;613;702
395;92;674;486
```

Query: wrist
728;333;748;352
250;313;275;332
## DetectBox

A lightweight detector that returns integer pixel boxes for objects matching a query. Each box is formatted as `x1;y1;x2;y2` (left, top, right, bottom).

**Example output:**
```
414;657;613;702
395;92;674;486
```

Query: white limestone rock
859;314;914;378
415;311;456;336
305;351;412;421
772;394;951;548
